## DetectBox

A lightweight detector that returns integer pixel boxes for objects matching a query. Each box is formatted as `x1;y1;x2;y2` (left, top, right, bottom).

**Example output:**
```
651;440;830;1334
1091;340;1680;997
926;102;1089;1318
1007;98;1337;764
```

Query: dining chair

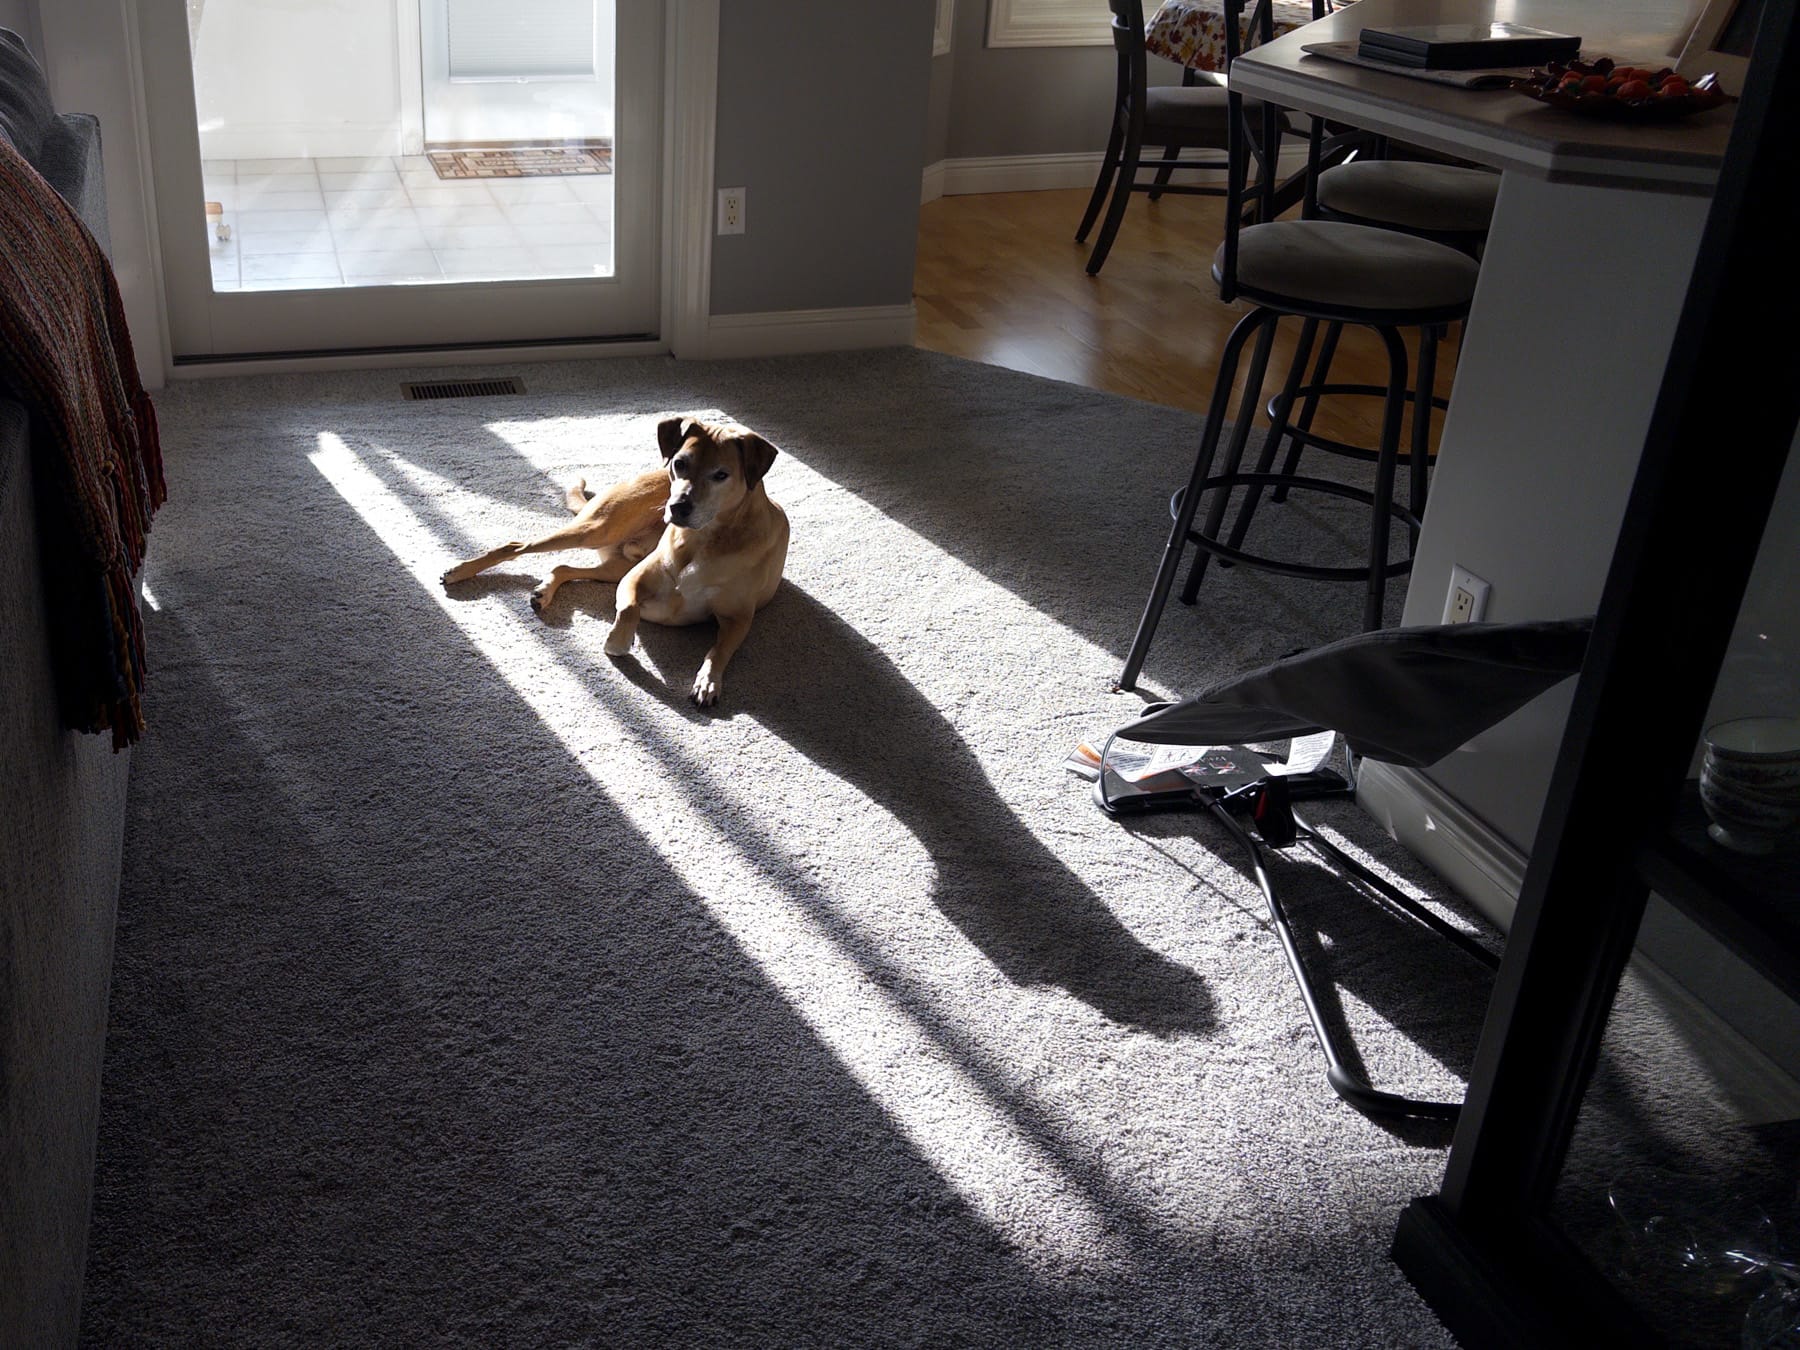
1116;0;1482;692
1076;0;1272;276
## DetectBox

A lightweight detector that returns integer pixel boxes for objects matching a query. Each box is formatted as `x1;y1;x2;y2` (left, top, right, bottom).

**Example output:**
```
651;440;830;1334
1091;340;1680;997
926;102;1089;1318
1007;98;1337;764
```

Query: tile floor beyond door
203;155;615;292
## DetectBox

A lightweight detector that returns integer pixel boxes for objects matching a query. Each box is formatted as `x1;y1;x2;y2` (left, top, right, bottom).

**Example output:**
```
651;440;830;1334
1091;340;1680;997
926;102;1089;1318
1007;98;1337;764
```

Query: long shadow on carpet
557;580;1221;1039
85;589;1133;1346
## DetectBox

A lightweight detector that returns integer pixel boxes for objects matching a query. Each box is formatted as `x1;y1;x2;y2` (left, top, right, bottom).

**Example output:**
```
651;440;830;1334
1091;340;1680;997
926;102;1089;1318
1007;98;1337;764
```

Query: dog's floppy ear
736;433;779;488
657;415;698;461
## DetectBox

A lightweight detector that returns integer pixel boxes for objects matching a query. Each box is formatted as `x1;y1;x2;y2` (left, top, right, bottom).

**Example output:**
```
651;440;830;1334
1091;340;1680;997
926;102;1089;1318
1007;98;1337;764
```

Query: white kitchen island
1229;0;1736;922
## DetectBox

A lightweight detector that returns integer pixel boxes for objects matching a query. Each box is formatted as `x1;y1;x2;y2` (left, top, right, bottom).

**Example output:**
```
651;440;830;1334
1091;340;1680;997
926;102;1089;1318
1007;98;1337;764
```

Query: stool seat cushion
1317;161;1501;235
1216;220;1480;314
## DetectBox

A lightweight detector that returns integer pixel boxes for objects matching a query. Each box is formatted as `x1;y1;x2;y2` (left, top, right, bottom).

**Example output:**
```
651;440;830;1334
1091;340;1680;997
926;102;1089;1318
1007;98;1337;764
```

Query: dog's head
656;416;779;529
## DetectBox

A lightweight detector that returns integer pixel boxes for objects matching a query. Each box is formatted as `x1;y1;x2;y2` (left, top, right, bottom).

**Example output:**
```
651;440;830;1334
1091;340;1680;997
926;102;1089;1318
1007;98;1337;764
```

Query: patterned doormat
427;145;613;180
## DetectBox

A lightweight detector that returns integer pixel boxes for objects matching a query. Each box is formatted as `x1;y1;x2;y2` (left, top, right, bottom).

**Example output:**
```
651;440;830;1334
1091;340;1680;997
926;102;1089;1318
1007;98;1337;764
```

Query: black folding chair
1098;617;1592;1120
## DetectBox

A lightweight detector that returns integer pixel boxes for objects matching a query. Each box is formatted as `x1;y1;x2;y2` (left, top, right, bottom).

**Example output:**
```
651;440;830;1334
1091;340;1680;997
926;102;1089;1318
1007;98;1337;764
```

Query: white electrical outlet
1442;565;1491;624
717;187;745;236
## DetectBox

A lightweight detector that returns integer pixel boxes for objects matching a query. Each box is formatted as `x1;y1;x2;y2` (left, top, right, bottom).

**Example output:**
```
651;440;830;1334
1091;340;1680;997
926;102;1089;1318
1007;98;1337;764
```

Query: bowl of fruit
1509;57;1731;120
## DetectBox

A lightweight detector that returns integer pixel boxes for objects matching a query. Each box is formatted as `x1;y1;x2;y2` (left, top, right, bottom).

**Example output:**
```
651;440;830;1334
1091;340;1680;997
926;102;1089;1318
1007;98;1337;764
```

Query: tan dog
441;415;789;705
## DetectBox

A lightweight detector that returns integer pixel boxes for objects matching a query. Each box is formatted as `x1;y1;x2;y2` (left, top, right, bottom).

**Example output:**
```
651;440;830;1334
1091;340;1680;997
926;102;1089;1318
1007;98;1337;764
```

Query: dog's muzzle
667;498;695;524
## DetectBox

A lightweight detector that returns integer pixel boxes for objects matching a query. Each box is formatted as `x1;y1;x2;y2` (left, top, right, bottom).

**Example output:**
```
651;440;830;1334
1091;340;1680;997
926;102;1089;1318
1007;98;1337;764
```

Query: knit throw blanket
0;133;164;749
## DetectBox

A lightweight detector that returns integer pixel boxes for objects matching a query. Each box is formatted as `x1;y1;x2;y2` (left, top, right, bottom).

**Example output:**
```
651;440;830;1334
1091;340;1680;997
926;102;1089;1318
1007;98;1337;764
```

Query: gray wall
1399;176;1715;854
944;0;1113;159
0;0;40;58
925;40;954;167
932;0;1189;164
928;0;1209;167
710;0;935;316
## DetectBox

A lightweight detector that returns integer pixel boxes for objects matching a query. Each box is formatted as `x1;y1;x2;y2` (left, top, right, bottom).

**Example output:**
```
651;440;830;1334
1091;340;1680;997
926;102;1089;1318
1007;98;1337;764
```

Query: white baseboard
167;338;668;379
922;147;1315;203
922;159;949;205
162;304;915;374
935;152;1104;198
1355;760;1526;933
700;304;915;360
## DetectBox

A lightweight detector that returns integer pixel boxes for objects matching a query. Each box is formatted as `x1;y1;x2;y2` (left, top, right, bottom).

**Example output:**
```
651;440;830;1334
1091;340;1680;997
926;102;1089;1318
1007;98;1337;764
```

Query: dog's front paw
691;664;721;707
529;583;551;614
604;625;634;657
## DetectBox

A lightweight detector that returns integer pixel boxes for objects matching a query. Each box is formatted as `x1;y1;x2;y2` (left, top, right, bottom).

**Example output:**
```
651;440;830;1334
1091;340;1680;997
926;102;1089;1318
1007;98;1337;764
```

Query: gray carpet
80;348;1497;1346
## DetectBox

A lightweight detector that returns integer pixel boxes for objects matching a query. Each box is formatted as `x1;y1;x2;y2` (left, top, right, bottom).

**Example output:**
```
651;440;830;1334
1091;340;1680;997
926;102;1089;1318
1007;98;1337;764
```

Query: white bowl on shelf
1699;715;1800;853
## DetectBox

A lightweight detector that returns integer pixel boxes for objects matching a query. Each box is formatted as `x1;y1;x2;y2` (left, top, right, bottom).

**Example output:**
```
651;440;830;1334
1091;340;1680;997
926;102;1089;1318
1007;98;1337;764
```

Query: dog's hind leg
563;478;594;513
440;517;611;587
442;467;667;589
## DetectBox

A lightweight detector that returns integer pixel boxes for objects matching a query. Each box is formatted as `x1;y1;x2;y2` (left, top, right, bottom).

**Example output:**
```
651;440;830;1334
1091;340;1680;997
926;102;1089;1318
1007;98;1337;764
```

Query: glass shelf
1635;782;1800;1005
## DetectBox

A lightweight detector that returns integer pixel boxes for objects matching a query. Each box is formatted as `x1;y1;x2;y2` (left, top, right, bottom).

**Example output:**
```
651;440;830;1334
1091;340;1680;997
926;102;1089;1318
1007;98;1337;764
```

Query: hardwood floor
912;186;1456;454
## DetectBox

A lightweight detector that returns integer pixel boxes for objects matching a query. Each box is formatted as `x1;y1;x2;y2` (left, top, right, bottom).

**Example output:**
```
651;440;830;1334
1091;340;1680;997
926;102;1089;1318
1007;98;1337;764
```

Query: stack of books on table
1355;21;1581;70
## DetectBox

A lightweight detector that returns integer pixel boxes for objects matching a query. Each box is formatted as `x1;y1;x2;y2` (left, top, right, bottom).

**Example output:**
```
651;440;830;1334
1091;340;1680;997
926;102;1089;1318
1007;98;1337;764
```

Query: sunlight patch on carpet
309;431;1132;1275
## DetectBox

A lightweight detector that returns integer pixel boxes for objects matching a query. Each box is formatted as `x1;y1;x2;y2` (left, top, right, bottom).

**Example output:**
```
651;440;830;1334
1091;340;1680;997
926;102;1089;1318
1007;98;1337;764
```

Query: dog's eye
711;469;730;482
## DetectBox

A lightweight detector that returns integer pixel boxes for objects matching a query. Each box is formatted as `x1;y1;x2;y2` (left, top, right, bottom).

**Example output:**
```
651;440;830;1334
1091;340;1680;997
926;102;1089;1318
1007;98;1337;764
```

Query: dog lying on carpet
441;415;789;706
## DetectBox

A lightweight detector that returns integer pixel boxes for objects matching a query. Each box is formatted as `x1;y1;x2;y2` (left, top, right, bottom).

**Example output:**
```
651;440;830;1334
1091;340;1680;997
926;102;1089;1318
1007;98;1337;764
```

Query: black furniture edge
1393;1201;1654;1349
1390;0;1800;1339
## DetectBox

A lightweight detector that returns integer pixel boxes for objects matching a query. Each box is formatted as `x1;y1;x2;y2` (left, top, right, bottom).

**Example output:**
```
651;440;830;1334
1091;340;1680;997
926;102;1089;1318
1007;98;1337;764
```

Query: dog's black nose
668;498;694;521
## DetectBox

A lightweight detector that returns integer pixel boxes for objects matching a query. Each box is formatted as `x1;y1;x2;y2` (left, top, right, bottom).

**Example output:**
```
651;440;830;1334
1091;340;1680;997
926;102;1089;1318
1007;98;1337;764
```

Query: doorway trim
36;0;719;381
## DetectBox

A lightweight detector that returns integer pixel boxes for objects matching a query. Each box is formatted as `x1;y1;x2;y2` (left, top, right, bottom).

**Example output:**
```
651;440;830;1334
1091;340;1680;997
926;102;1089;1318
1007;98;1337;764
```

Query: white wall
191;0;404;160
189;0;620;162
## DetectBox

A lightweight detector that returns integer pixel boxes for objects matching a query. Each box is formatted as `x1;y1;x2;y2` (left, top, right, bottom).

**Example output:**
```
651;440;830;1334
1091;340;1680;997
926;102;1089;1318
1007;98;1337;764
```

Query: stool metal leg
1224;317;1320;558
1270;321;1343;504
1116;308;1272;692
1409;324;1442;542
1365;326;1409;631
1180;317;1279;604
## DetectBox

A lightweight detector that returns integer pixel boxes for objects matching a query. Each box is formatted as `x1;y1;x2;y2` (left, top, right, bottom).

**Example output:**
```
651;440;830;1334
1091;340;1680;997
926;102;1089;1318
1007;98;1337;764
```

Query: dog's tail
564;478;596;513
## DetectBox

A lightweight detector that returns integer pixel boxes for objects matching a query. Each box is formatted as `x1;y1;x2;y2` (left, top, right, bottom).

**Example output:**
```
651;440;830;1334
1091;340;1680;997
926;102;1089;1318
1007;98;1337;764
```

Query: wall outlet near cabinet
717;187;745;235
1443;565;1491;624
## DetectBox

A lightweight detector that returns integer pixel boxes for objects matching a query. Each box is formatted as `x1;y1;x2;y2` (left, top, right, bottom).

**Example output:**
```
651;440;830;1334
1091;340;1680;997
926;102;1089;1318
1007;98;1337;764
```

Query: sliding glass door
140;0;662;359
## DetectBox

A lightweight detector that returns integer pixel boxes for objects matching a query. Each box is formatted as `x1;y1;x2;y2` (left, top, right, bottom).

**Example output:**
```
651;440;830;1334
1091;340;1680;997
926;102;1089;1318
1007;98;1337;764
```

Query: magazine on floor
1066;728;1343;814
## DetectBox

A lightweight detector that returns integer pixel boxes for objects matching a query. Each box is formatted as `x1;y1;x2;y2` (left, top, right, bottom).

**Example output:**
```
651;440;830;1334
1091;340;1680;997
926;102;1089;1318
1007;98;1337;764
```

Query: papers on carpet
1064;730;1337;788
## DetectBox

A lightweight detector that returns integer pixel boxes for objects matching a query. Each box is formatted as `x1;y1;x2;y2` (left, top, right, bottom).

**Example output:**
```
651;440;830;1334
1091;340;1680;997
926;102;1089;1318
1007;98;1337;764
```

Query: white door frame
34;0;719;382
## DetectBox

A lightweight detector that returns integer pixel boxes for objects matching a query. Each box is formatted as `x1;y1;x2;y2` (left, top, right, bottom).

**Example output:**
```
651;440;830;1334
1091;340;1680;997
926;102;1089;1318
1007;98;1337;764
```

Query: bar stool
1233;140;1499;540
1116;13;1482;692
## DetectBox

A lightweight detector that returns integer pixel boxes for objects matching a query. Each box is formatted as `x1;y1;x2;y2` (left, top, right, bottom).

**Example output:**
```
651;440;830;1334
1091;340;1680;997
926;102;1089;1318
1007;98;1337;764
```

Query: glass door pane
143;0;660;357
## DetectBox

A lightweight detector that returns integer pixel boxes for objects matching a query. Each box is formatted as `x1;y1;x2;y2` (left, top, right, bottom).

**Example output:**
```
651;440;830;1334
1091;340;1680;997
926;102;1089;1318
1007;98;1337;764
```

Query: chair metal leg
1208;798;1498;1122
1146;142;1181;201
1116;309;1271;692
1181;318;1278;603
1271;320;1343;503
1077;116;1127;244
1085;125;1145;275
1225;318;1320;557
1364;326;1409;631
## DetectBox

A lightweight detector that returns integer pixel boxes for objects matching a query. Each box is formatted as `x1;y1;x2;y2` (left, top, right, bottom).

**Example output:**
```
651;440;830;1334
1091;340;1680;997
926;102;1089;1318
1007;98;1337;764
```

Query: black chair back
1216;0;1280;303
1106;0;1154;124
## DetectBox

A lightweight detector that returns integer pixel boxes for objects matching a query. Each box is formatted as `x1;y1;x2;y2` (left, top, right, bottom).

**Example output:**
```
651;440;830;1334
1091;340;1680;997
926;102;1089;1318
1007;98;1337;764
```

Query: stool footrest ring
1171;474;1419;584
1267;383;1447;465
